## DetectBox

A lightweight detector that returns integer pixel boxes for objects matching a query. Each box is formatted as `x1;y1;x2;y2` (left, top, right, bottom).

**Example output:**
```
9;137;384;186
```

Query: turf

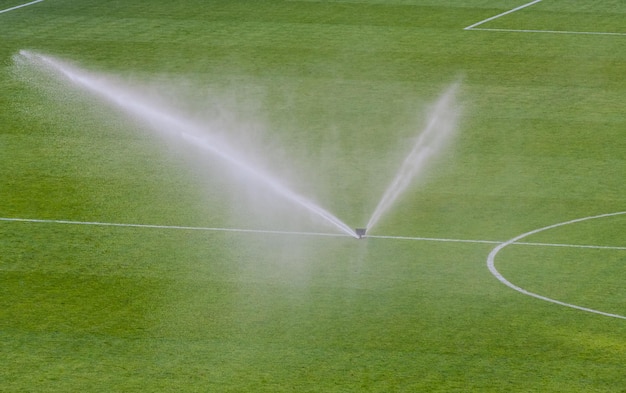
1;0;625;391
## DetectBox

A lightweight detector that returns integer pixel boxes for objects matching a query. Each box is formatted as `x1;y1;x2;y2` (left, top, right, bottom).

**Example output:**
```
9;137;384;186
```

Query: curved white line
487;211;626;320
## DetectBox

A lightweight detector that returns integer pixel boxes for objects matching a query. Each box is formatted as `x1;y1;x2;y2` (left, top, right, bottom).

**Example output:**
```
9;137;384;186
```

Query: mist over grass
13;51;366;236
13;50;464;237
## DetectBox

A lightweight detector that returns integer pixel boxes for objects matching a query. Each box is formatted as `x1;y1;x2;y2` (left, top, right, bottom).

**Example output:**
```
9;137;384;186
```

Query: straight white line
512;241;626;251
466;27;626;37
1;216;624;250
0;217;348;238
368;235;626;250
368;234;500;245
0;0;44;15
464;0;543;30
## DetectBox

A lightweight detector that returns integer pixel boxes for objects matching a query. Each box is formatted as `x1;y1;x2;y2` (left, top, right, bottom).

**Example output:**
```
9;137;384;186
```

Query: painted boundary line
0;0;44;15
468;27;626;37
487;211;626;320
464;0;543;30
1;216;625;250
0;217;347;238
464;1;626;37
369;234;626;251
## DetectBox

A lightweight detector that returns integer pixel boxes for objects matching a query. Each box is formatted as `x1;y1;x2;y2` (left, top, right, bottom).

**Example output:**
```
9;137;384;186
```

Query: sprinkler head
355;228;367;239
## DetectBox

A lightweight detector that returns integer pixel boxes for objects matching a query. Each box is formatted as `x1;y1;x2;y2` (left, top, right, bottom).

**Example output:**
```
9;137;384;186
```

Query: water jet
366;84;460;233
16;50;359;239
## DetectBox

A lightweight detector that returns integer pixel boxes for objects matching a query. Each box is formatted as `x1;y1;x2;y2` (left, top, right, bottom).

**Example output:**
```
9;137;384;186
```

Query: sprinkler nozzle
355;228;367;239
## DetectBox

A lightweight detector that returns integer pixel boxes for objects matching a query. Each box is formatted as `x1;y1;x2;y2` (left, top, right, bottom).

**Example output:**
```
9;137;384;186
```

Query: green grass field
1;0;625;391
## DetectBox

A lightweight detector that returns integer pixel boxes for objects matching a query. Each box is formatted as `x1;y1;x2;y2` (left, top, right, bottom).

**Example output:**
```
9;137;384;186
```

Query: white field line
464;0;543;30
466;27;626;37
1;216;625;250
0;217;348;238
369;234;626;251
511;241;626;251
368;234;500;245
0;0;44;14
487;211;626;320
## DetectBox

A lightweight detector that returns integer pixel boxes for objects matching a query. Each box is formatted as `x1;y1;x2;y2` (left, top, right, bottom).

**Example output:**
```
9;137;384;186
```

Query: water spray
16;50;359;239
365;84;460;232
15;50;460;240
